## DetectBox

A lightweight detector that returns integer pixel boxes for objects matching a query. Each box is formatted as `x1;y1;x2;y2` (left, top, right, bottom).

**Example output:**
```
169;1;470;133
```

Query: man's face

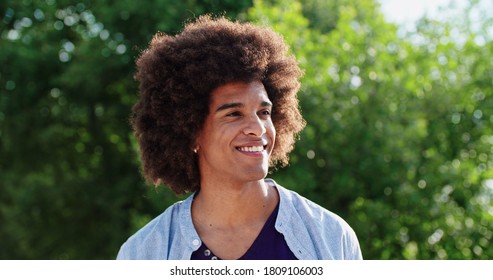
195;81;276;185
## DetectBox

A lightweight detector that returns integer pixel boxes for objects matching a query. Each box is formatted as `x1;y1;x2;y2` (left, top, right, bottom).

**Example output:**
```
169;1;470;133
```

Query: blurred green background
1;0;492;259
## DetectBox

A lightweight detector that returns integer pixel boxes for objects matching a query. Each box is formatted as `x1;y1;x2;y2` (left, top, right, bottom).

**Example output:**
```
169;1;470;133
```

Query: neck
192;179;278;228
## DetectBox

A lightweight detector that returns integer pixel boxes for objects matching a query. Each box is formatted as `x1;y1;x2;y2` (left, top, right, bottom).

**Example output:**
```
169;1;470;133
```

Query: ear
192;135;201;154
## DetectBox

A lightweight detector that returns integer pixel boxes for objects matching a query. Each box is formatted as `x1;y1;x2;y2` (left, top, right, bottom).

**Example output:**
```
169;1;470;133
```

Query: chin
240;168;269;182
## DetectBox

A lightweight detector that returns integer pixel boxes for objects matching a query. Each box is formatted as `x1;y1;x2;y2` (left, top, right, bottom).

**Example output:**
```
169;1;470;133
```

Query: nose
243;113;266;136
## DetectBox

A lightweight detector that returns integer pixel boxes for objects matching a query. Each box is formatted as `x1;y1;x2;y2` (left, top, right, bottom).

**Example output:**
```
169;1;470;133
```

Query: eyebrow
215;101;272;112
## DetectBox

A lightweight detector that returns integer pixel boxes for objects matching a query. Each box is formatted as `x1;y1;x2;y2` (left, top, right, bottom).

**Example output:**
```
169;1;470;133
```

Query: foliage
249;0;493;259
1;0;492;259
0;0;251;259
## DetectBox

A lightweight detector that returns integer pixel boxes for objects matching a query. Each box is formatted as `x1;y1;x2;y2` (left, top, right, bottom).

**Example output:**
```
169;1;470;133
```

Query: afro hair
132;15;305;195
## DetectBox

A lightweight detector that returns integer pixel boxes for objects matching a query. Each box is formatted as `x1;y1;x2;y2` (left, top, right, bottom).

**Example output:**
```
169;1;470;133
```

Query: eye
259;109;271;117
226;111;242;117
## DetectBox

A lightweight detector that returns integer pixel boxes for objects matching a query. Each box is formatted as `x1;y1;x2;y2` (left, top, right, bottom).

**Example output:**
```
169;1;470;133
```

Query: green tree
2;0;492;260
248;0;493;259
0;0;252;259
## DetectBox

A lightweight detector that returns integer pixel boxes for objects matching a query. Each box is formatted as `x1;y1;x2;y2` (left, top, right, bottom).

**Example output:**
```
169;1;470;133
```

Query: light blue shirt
117;179;363;260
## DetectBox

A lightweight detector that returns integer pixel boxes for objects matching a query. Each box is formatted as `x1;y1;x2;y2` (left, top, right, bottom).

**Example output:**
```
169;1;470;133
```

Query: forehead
209;81;270;105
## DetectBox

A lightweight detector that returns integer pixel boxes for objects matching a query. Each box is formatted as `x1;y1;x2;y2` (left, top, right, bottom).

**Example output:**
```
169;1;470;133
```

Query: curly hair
132;15;305;195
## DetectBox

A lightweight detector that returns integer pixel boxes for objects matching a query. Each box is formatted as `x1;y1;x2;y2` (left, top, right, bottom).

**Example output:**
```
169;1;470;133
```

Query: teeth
238;146;264;152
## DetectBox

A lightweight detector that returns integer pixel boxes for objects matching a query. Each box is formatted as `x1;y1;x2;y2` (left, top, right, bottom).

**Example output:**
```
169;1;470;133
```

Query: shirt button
192;239;200;246
204;249;211;257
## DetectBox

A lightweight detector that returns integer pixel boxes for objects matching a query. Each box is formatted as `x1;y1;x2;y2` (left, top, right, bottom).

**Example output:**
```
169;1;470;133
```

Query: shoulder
116;197;191;260
271;180;362;259
277;184;351;232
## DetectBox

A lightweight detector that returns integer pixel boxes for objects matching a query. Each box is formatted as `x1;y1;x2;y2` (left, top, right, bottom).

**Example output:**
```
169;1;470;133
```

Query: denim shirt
117;179;363;260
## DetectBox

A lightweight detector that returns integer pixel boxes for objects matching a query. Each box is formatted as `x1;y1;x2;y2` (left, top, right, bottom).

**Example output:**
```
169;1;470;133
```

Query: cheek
267;121;276;140
206;124;236;150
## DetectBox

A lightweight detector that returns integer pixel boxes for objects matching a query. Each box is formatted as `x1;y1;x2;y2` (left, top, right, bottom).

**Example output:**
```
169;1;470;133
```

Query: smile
236;145;266;152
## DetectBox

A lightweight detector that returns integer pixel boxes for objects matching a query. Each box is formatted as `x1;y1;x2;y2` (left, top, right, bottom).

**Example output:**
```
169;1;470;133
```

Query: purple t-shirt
191;203;297;260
